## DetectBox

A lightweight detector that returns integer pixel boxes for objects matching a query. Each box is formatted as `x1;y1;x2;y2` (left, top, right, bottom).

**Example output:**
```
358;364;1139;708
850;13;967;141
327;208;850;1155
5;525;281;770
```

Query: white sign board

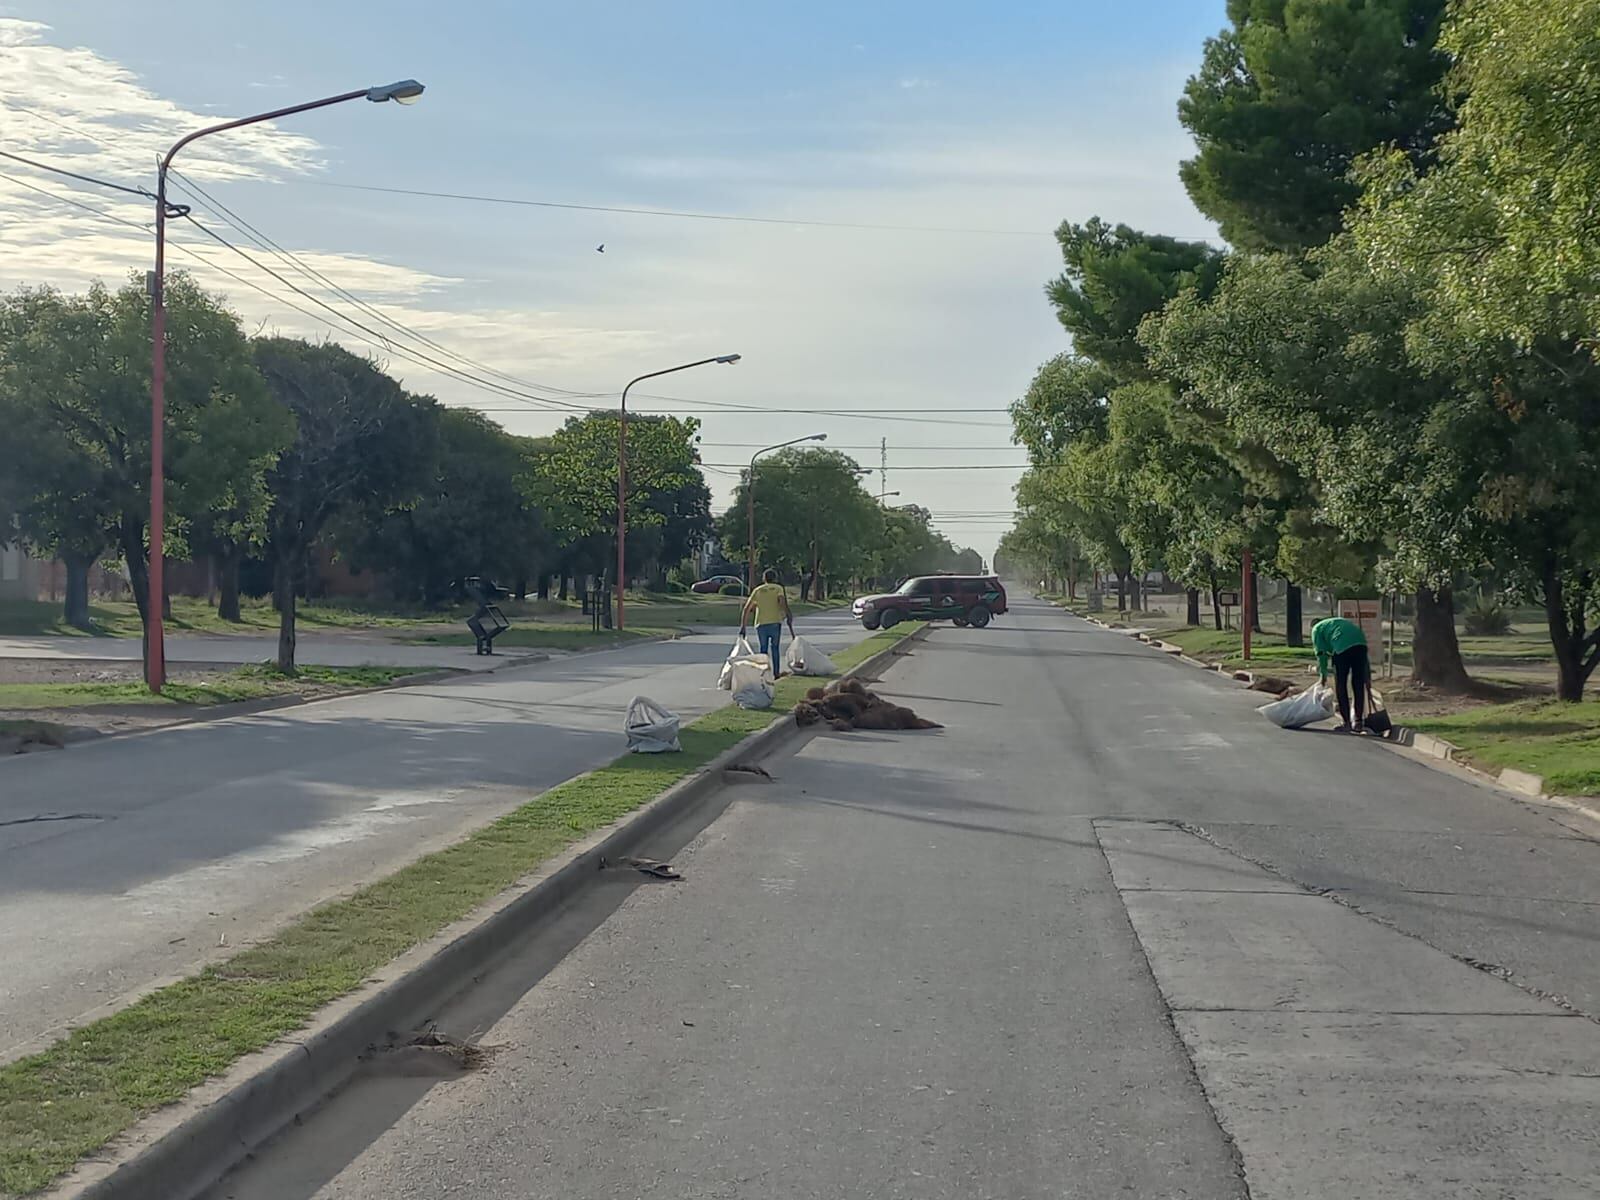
1337;599;1384;649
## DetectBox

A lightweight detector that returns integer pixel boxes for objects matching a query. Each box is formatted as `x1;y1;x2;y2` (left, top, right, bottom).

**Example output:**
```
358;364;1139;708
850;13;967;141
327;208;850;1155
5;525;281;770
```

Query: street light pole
616;354;740;631
144;79;424;692
745;434;828;592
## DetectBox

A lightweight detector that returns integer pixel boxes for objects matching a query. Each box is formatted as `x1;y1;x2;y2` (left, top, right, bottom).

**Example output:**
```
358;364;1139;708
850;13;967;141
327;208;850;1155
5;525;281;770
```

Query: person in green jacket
1312;615;1370;732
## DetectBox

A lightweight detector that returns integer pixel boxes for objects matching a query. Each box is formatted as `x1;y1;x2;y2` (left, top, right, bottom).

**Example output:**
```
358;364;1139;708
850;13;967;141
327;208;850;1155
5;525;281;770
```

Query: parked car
852;575;1008;630
691;574;747;595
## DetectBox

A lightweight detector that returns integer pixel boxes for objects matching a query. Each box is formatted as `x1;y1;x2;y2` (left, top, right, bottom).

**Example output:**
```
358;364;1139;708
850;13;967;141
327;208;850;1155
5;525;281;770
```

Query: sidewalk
0;631;534;673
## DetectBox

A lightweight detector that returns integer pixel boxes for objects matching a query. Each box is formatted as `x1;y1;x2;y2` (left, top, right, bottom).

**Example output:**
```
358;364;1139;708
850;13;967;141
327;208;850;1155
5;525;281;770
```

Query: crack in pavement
0;812;107;828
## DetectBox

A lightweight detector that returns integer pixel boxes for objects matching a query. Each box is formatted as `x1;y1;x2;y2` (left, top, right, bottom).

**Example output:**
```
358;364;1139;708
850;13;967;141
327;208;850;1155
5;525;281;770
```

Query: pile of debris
793;677;942;732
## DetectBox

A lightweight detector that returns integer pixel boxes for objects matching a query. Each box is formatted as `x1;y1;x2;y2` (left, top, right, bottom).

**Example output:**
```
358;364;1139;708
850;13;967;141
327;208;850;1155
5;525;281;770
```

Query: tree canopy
1179;0;1453;252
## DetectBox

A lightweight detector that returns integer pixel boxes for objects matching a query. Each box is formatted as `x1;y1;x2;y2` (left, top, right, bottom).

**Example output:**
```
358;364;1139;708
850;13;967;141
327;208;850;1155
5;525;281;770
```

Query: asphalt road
212;594;1600;1199
0;611;867;1062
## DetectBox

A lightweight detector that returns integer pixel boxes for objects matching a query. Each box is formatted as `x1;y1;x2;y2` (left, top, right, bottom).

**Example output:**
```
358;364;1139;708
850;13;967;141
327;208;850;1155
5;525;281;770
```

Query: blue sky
1;1;1228;559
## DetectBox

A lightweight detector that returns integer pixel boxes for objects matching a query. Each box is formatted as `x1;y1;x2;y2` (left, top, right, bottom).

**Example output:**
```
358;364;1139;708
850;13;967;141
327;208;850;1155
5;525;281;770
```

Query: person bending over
1313;614;1370;732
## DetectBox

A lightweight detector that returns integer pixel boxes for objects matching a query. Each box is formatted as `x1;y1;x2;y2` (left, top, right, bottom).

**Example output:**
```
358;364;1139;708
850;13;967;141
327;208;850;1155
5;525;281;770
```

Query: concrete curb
49;625;929;1200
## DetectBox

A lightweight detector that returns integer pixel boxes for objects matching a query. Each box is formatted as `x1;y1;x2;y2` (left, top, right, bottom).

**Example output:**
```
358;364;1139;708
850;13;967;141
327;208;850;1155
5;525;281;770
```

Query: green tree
1008;355;1114;463
336;408;549;603
1144;245;1488;688
1353;0;1600;347
720;448;881;597
1047;220;1226;378
0;277;283;635
521;410;703;592
253;338;439;672
1178;0;1453;253
1344;0;1600;698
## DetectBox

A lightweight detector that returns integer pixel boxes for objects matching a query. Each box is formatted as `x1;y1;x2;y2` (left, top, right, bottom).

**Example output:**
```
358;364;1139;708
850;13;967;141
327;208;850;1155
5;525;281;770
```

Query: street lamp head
713;353;742;364
368;79;426;104
809;433;828;442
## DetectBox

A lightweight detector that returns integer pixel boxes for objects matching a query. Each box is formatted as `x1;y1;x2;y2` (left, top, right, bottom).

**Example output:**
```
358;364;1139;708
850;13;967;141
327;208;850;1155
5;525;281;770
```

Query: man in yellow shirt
740;568;795;678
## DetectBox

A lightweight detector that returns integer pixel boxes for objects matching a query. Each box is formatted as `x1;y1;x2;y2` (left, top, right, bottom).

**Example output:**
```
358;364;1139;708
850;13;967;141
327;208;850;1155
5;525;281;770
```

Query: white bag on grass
785;635;835;677
718;635;766;690
1259;683;1336;729
625;696;682;753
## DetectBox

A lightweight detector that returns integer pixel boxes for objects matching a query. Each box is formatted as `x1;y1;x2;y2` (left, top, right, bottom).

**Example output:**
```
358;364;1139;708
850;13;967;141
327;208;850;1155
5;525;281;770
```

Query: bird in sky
595;243;605;253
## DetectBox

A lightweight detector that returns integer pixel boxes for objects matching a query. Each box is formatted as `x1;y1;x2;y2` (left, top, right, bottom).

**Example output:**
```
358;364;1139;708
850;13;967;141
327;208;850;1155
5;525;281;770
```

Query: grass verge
0;665;420;713
0;626;916;1196
1408;699;1600;797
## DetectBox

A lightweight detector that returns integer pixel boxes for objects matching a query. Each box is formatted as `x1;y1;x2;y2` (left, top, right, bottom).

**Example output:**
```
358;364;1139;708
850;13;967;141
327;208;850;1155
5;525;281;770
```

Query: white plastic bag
785;635;835;677
1259;683;1336;729
718;635;765;690
625;695;682;753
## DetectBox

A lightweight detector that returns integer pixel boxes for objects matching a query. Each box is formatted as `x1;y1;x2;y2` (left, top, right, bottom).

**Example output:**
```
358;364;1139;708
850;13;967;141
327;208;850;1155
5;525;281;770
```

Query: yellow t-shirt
748;582;787;626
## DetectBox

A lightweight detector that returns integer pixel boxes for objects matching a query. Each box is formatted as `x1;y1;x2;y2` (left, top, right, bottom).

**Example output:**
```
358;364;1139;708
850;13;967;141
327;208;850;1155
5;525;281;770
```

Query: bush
1464;596;1513;637
665;580;689;594
719;583;746;597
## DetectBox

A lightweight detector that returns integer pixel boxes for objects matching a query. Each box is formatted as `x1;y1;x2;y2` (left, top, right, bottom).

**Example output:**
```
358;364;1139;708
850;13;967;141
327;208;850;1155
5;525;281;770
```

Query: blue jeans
756;623;782;677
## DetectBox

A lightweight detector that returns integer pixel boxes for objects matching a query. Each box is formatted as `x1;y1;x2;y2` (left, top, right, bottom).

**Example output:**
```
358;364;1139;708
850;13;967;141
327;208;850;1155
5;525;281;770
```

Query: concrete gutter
46;625;929;1200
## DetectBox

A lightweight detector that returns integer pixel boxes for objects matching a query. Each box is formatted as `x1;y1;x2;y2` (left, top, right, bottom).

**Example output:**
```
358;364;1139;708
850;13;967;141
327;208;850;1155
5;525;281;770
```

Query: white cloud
0;16;1217;559
898;76;933;90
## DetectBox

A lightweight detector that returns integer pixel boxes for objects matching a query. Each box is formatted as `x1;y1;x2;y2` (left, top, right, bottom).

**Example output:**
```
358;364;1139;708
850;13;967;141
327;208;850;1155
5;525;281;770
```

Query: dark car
852;575;1008;630
691;574;747;595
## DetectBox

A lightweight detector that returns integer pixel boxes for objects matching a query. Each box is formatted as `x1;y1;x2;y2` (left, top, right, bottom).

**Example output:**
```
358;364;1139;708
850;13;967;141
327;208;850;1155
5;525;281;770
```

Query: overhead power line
303;181;1054;237
5;150;1028;432
0;148;154;199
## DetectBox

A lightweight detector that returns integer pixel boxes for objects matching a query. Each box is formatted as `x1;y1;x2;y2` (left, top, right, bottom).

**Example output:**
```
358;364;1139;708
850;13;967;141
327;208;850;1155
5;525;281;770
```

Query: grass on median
0;665;421;713
0;625;914;1196
1407;698;1600;797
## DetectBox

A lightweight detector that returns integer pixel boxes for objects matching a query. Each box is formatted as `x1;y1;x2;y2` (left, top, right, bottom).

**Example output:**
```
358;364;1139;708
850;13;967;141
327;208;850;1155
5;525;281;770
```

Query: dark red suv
852;575;1008;630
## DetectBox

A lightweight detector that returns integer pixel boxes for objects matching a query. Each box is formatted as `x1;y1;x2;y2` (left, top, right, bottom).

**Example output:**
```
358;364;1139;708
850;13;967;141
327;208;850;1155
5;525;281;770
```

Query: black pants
1332;645;1370;729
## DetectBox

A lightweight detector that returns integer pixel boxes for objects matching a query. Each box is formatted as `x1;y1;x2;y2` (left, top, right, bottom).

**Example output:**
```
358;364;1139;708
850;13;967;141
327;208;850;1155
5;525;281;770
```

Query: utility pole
879;437;887;501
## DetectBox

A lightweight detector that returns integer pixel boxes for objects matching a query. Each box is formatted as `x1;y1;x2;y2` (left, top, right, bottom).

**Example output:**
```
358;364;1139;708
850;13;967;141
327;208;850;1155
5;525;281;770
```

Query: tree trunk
537;573;551;601
558;574;570;602
1411;585;1471;692
1186;587;1201;627
216;547;243;623
1067;552;1077;600
1542;563;1599;702
1248;571;1262;634
1114;569;1128;612
59;553;93;630
514;575;528;602
274;552;298;674
1285;583;1303;647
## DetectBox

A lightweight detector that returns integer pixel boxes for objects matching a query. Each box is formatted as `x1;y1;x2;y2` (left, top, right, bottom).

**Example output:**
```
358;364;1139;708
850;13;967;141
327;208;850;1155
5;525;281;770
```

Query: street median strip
0;625;919;1198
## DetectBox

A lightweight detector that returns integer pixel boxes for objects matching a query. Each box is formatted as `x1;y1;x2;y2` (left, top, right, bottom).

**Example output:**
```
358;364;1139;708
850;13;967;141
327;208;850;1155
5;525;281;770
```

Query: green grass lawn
0;665;421;712
1408;699;1600;796
0;625;916;1196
